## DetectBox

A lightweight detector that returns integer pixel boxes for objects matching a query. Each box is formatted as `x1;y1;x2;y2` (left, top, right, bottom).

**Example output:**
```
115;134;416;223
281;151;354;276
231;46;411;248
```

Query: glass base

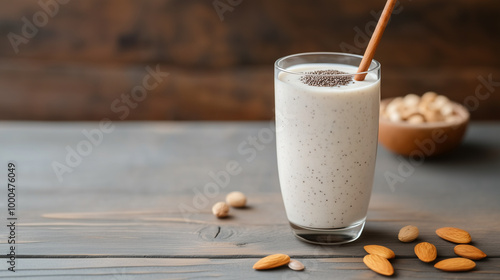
289;219;366;245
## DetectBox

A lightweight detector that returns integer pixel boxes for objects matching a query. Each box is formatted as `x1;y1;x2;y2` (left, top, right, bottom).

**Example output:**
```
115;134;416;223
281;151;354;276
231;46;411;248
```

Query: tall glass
274;52;380;244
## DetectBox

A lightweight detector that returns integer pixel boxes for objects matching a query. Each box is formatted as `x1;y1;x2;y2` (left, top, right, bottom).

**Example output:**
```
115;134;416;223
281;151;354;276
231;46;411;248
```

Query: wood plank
2;193;498;257
0;59;499;120
0;0;500;120
0;59;272;121
1;0;499;68
0;258;498;279
0;122;499;258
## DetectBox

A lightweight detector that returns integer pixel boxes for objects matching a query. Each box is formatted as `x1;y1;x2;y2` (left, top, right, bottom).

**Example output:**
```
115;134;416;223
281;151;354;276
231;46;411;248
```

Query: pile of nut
362;225;487;276
251;225;487;275
210;193;486;276
381;92;461;124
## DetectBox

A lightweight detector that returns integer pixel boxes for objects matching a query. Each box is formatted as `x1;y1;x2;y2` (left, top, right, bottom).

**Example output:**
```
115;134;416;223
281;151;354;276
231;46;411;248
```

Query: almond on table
253;254;290;270
288;259;305;271
363;254;394;276
364;245;395;259
436;227;472;244
454;245;487;260
212;202;230;218
414;242;437;263
226;191;247;208
398;225;419;242
434;258;476;272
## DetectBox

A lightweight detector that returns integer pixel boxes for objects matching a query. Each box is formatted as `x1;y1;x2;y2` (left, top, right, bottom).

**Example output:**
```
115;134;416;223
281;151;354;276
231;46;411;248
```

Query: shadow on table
354;226;397;245
424;141;499;166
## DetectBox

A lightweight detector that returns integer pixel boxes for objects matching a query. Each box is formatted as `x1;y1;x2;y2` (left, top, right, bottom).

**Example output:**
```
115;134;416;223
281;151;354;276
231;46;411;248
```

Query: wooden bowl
378;98;469;157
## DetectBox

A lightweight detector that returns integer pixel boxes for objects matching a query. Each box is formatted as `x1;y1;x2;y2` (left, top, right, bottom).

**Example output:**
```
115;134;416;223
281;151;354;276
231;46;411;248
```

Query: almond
414;242;437;263
226;191;247;208
364;245;395;259
363;254;394;276
253;254;290;270
407;114;425;124
403;93;420;107
288;259;305;271
398;225;419;242
421;91;438;104
454;245;487;260
434;257;476;272
212;202;229;218
423;109;444;122
436;227;471;244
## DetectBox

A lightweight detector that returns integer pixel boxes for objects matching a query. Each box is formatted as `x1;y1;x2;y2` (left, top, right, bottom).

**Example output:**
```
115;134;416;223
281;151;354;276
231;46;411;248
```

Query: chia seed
300;70;353;87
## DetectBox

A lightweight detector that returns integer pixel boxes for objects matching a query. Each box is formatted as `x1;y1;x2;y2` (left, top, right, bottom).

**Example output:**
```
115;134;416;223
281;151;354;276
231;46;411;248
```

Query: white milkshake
275;62;380;230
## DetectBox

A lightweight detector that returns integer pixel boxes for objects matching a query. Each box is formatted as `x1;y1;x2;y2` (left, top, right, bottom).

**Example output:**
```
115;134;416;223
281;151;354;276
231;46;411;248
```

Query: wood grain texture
1;0;499;67
3;192;500;257
0;258;499;279
0;60;498;121
0;122;499;278
0;0;499;120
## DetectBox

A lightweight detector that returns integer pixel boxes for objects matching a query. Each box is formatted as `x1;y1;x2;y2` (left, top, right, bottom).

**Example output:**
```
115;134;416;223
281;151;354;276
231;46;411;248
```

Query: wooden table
0;121;499;279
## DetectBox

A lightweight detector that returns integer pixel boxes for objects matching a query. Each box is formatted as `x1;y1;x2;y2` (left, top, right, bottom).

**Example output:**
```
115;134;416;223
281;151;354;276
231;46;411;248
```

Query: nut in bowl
379;92;469;157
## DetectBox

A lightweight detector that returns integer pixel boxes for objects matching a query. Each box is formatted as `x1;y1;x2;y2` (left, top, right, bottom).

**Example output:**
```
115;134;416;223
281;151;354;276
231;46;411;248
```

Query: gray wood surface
0;122;499;279
0;258;499;279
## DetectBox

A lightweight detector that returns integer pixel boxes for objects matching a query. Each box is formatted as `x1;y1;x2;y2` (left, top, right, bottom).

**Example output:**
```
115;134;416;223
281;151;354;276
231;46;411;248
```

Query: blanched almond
386;97;403;113
432;95;450;109
288;259;305;271
440;103;454;116
226;191;247;208
423;110;444;122
407;114;425;124
400;106;419;120
421;91;438;104
403;93;420;107
212;202;229;218
398;225;419;242
389;111;402;122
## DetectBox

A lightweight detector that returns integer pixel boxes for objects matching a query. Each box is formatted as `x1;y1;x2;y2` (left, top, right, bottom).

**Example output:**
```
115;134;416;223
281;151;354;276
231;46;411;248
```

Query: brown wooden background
0;0;499;121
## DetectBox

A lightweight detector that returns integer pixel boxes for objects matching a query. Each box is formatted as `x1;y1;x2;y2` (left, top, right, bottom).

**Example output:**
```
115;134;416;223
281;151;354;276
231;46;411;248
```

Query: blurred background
0;0;499;121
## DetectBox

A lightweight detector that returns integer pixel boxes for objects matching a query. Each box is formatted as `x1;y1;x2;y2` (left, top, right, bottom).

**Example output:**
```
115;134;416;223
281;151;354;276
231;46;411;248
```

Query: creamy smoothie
275;63;380;229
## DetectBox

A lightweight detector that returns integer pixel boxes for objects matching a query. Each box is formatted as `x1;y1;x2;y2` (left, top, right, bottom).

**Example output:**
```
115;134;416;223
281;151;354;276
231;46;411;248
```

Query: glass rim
275;52;381;76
